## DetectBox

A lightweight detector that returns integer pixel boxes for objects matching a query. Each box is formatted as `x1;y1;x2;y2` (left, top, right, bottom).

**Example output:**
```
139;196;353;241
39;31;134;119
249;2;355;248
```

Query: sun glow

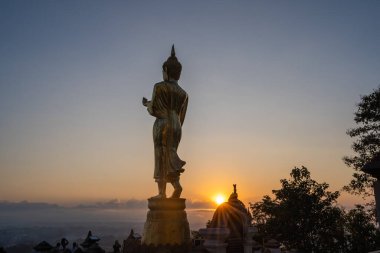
215;194;226;205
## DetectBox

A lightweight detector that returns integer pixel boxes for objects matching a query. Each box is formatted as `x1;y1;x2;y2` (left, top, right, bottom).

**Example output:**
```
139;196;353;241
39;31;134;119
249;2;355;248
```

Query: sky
0;1;380;208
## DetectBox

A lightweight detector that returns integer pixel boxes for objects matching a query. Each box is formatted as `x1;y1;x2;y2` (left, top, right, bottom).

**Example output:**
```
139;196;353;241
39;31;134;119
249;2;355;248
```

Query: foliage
191;230;202;240
345;205;379;253
206;219;211;228
343;87;380;197
251;166;345;252
251;166;380;252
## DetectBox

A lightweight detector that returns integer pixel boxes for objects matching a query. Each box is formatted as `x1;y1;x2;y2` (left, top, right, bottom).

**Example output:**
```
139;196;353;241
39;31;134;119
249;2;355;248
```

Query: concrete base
244;226;258;253
142;198;190;246
199;228;230;253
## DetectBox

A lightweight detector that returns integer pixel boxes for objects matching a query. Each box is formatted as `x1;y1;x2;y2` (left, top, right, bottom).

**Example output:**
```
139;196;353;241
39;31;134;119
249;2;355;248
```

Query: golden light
215;194;225;205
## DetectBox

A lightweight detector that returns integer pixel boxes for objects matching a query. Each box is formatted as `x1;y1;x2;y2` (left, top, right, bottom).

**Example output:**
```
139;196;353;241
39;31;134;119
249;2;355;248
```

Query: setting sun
215;194;226;205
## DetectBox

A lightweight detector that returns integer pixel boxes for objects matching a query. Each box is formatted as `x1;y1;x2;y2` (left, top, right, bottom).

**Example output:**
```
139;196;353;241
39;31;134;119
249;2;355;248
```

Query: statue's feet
170;180;183;198
151;194;166;199
170;188;182;199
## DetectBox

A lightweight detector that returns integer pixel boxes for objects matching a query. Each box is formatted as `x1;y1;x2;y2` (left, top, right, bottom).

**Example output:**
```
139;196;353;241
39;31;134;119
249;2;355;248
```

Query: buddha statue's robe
146;80;188;183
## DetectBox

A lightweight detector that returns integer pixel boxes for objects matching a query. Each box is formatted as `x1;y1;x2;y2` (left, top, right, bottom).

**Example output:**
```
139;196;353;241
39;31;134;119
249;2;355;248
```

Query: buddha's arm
142;97;149;106
144;84;158;116
142;97;154;115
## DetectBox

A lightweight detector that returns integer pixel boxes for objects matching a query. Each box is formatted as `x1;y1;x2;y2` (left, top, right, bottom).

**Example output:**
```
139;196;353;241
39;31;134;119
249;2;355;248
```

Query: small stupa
122;230;141;253
80;231;105;253
200;185;257;253
209;184;252;237
33;241;54;252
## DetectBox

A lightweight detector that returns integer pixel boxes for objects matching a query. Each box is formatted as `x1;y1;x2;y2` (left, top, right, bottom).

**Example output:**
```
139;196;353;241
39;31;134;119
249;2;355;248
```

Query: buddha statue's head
162;45;182;81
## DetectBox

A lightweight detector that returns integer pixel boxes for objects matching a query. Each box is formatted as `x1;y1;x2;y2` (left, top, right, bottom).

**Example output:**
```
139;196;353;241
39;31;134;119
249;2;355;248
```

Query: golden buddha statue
142;45;188;199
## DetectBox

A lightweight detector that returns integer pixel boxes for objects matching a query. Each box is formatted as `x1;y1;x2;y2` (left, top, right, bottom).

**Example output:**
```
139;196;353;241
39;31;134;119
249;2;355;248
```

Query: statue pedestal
199;227;230;253
142;198;190;246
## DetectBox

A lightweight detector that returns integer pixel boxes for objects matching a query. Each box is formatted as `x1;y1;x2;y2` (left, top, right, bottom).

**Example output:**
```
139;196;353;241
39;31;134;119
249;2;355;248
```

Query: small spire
171;44;176;57
233;184;237;194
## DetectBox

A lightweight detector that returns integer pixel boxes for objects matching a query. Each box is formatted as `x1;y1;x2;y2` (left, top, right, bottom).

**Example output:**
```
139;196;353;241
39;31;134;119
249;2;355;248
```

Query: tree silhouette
345;205;379;253
343;86;380;197
251;166;380;252
250;167;345;252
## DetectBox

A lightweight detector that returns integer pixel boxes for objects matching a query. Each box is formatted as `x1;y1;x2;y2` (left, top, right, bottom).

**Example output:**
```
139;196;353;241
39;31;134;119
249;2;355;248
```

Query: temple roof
81;231;100;248
33;241;54;251
85;243;105;253
208;184;251;239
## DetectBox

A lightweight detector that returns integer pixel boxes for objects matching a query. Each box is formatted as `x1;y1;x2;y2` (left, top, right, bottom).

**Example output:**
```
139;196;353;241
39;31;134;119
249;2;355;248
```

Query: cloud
186;200;215;209
74;199;146;209
74;199;215;209
0;199;215;212
0;201;61;211
0;200;214;228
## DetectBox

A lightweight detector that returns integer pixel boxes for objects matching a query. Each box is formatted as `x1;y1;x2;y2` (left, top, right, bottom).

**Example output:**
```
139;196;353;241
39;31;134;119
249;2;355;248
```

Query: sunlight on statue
142;45;188;199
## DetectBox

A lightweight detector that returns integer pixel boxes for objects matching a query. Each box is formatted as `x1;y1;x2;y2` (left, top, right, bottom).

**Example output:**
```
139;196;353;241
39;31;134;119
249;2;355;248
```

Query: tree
345;205;379;253
250;167;346;252
343;87;380;197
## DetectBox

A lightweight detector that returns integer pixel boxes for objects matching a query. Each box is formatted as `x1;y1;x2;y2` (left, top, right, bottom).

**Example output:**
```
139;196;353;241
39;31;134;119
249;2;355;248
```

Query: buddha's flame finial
171;44;176;57
233;184;237;194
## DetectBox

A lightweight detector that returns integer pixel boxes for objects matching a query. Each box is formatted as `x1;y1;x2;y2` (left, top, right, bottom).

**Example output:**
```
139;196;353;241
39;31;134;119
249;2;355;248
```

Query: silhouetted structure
113;240;121;253
56;238;71;253
61;238;69;250
72;242;83;253
142;45;188;199
34;241;54;252
141;46;191;251
85;243;105;253
80;231;105;253
81;231;100;248
363;154;380;179
208;185;252;253
123;230;141;253
199;185;260;253
32;231;104;253
363;153;380;222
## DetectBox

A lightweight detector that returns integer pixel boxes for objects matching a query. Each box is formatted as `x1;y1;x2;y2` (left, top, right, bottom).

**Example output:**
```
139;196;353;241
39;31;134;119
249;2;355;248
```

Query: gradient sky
1;1;379;206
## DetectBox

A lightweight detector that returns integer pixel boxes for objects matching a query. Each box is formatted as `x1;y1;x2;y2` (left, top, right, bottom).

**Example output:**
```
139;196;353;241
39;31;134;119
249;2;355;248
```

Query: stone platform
142;198;191;247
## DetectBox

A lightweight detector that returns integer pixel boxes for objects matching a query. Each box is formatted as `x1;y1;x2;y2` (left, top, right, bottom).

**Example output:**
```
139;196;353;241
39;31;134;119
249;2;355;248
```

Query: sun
215;194;226;205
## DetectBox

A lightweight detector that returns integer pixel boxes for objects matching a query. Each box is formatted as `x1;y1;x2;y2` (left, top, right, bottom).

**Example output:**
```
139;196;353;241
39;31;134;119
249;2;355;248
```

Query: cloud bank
0;200;214;228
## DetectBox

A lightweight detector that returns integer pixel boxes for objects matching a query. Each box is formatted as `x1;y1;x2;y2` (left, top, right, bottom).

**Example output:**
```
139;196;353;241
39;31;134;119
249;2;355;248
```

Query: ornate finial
228;184;238;201
171;44;176;57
